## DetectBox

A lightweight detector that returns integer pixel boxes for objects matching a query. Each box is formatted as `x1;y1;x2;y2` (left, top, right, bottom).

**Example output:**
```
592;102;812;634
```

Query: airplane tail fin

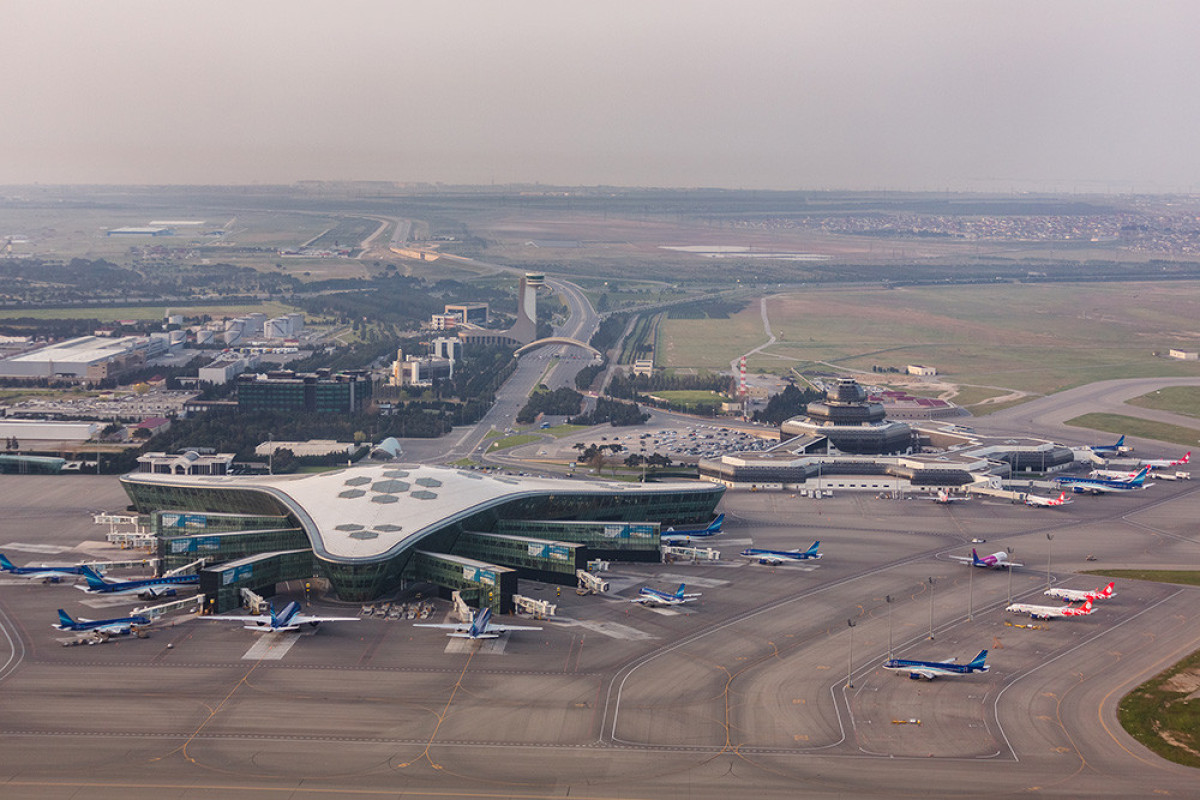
473;608;492;635
1181;452;1191;465
1115;435;1125;447
969;649;988;667
675;584;687;599
805;541;821;555
80;565;107;588
708;514;725;533
1081;599;1094;613
1133;467;1150;484
971;548;983;565
0;554;13;570
1101;582;1115;597
57;609;74;627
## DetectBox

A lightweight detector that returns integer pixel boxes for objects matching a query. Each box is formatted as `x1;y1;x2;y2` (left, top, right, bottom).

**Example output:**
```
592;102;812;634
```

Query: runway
0;474;1199;798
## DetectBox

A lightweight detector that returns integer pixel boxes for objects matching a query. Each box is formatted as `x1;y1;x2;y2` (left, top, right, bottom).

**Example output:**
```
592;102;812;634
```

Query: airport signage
463;565;496;586
222;564;254;585
161;512;207;529
168;536;222;554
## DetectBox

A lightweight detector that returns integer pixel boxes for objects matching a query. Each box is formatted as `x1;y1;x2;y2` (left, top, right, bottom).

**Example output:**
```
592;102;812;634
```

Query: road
971;377;1200;450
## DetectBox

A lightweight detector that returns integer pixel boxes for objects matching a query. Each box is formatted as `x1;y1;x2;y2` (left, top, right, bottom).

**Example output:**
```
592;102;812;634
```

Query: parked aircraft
928;488;967;504
0;554;94;583
950;548;1023;569
54;608;150;636
202;600;360;632
1089;434;1129;455
1044;582;1115;603
77;566;198;599
883;649;990;680
1006;598;1095;619
661;514;724;543
413;607;542;639
1024;491;1073;508
740;541;822;565
630;583;701;607
1055;466;1151;494
1138;451;1190;469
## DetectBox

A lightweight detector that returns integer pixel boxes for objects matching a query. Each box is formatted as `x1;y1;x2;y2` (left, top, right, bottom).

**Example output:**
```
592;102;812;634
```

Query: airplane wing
907;668;940;680
413;622;471;630
947;555;974;563
202;614;272;623
482;622;543;633
290;614;361;625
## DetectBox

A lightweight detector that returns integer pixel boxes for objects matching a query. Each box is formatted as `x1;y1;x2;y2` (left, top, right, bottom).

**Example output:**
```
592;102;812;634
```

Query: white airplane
413;607;542;639
1138;451;1190;469
883;649;990;680
1055;467;1151;494
1024;491;1073;508
630;583;701;607
1005;598;1095;620
203;601;360;632
928;488;967;504
950;548;1023;569
54;608;151;636
0;554;97;583
1044;581;1115;603
740;541;821;565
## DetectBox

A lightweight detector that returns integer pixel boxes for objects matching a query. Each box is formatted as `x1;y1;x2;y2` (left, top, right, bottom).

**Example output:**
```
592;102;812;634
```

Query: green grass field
485;433;542;453
648;389;730;408
0;302;301;322
1064;413;1200;447
1118;647;1200;768
661;282;1200;399
1080;569;1200;586
1126;386;1200;419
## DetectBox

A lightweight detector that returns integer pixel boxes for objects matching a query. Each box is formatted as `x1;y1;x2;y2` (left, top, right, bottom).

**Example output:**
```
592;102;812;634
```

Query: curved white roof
124;464;721;562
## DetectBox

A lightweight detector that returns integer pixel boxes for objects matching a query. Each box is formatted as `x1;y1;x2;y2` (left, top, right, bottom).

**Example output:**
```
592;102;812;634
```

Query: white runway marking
563;620;656;641
652;574;731;588
645;607;680;616
445;636;507;655
243;633;299;660
0;543;71;555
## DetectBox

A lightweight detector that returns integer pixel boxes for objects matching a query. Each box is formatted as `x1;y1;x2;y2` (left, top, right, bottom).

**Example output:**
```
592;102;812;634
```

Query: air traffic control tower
456;272;544;348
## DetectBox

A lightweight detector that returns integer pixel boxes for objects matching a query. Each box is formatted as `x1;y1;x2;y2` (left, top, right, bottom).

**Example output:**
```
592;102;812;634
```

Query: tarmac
1;465;1199;798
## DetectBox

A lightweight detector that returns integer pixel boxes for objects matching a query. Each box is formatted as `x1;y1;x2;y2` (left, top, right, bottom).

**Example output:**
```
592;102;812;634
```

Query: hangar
121;465;724;611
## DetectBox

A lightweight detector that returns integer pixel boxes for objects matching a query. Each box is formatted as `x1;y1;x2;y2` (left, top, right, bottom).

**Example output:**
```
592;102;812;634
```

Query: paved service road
2;467;1200;798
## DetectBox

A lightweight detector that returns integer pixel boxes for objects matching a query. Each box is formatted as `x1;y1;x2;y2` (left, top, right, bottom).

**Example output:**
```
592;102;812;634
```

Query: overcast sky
3;1;1197;192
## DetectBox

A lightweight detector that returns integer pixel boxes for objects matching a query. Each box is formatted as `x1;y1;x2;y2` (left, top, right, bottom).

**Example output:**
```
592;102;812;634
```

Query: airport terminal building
120;465;724;612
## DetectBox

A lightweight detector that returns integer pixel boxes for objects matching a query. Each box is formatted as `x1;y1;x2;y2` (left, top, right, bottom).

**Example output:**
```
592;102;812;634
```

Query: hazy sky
3;1;1198;191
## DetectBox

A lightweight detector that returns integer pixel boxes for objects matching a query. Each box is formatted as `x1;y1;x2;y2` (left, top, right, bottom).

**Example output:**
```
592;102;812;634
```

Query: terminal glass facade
453;532;583;585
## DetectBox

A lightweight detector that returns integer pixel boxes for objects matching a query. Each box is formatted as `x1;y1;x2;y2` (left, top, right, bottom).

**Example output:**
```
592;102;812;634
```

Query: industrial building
120;465;724;611
236;370;372;414
443;303;489;325
0;336;148;382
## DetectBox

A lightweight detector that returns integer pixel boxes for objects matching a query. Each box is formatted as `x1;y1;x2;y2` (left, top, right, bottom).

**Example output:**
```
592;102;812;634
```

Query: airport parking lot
1;475;1199;798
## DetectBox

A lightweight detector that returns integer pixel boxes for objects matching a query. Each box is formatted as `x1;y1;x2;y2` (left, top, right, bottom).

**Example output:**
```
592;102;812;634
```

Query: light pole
1007;547;1015;603
1046;533;1054;590
846;618;856;688
927;577;935;640
886;595;894;658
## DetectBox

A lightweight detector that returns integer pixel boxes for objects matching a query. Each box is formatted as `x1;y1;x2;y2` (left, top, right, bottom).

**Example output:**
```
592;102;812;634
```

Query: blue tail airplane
0;554;94;583
740;541;822;565
660;514;724;543
630;583;702;607
1089;434;1127;455
1055;466;1151;494
77;565;198;599
883;649;990;680
54;608;151;636
202;600;360;633
414;607;542;639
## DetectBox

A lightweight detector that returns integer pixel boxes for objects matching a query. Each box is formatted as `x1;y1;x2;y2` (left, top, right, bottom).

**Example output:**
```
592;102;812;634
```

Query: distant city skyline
3;1;1198;193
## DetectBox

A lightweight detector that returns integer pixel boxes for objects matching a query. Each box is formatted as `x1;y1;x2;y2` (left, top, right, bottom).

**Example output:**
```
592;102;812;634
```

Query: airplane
1005;598;1094;620
413;607;542;639
740;541;822;565
0;553;96;583
1089;434;1129;455
1044;581;1115;603
950;548;1023;569
201;600;360;632
928;488;967;504
1138;451;1190;469
661;513;724;543
883;649;990;680
76;565;199;599
661;513;725;542
1055;466;1151;494
53;608;150;636
1024;491;1073;508
630;583;702;607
